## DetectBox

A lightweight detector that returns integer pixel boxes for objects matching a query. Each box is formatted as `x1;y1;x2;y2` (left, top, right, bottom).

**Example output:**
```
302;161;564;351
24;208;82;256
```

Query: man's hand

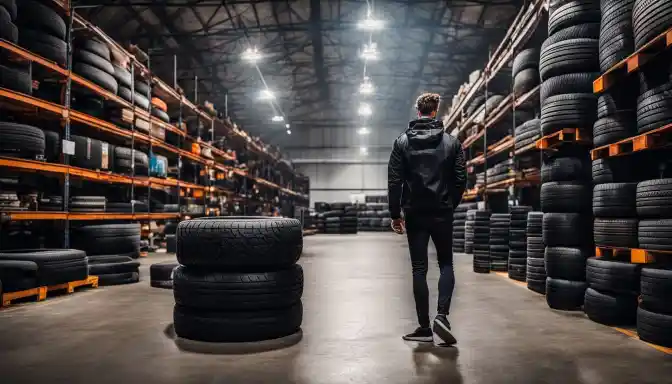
391;218;405;234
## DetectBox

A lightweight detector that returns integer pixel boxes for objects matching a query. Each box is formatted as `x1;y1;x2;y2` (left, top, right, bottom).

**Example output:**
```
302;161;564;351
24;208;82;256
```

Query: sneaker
402;327;433;342
432;315;457;346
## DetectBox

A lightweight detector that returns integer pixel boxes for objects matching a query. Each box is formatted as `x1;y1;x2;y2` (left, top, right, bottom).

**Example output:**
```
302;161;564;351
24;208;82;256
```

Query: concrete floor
0;233;671;383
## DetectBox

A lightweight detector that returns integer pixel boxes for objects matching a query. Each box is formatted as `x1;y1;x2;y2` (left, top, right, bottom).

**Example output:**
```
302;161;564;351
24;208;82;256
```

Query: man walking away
387;93;467;346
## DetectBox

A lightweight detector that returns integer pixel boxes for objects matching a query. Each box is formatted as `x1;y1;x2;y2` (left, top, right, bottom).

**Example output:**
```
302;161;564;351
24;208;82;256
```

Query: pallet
594;27;672;94
535;128;590;150
46;276;99;294
594;246;672;264
1;286;47;307
591;122;672;160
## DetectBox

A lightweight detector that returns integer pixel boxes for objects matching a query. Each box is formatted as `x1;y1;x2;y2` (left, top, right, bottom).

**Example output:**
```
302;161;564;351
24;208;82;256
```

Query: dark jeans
405;214;455;328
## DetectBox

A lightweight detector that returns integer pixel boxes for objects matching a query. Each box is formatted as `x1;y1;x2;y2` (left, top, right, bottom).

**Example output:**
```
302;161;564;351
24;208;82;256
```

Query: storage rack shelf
595;246;672;264
535;128;591;150
590;122;672;160
0;212;180;221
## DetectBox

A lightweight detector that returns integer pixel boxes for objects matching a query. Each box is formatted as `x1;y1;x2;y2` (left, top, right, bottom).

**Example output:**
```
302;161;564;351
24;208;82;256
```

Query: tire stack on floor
489;214;510;272
71;223;142;259
509;206;532;281
88;255;140;286
542;150;593;310
464;210;476;255
324;210;341;234
340;204;358;234
452;203;475;253
173;217;303;343
150;261;178;289
165;221;177;253
472;211;491;273
513;48;540;109
584;257;640;325
526;212;546;293
0;249;88;291
639;266;672;347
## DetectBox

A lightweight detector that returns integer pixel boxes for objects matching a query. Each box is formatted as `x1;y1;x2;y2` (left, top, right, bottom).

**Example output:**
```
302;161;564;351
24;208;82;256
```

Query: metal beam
309;0;328;100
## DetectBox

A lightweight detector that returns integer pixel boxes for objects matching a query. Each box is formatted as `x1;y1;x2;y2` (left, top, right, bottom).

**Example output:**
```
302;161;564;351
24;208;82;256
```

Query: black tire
112;64;132;89
76;38;111;61
0;6;17;43
176;217;303;269
593;113;637;147
632;0;672;49
513;68;540;97
641;266;672;314
17;0;65;40
638;219;672;251
584;287;637;325
0;249;87;286
0;122;45;158
586;256;641;293
465;95;486;116
546;278;588;310
173;264;303;311
0;0;16;20
592;182;637;217
117;86;132;103
545;246;589;281
173;301;302;343
541;93;597;135
98;271;139;286
71;223;141;257
18;28;67;66
88;259;140;275
543;213;593;247
540;73;599;103
69;134;105;170
541;182;591;213
594;218;638;248
134;92;150;110
541;155;590;183
73;63;118;94
87;255;133;264
598;91;636;119
548;1;601;36
542;23;601;51
636;179;672;218
74;49;114;75
539;39;599;81
592;158;633;184
512;48;540;77
0;63;32;95
135;80;150;95
636;83;672;134
637;306;672;347
151;108;170;123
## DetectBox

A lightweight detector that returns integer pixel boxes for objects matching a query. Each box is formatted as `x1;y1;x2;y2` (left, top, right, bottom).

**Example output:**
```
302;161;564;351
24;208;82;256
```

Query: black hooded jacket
387;118;467;219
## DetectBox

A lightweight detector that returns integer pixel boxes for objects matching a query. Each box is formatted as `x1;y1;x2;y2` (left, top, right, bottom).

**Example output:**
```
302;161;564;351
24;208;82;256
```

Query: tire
112;64;132;89
466;95;486;116
586;257;641;294
593;113;636;147
0;122;45;158
173;301;302;343
592;158;632;184
76;38;111;61
151;108;170;123
548;1;601;36
0;249;87;286
543;213;593;247
541;155;590;183
0;63;32;95
541;93;597;135
599;0;636;71
592;182;637;217
135;80;150;95
539;39;599;81
594;218;638;248
540;73;599;103
152;97;168;112
584;287;638;325
546;278;588;310
0;0;16;20
71;223;141;257
17;0;66;40
527;237;545;259
636;84;672;134
0;7;17;43
134;92;150;110
70;134;105;170
116;86;132;103
545;246;589;280
641;266;672;314
598;91;636;119
98;271;139;286
74;49;114;75
632;0;672;49
541;182;591;213
542;23;600;51
88;259;140;275
637;306;672;347
73;63;118;94
638;219;672;251
513;68;540;97
512;48;539;76
173;264;303;311
176;217;303;269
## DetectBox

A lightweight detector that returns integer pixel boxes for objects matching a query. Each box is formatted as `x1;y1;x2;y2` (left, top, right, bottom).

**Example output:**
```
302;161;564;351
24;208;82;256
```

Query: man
388;93;467;346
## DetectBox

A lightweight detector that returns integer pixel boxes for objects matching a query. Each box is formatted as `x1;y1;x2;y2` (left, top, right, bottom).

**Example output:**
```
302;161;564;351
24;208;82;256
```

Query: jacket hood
406;118;445;143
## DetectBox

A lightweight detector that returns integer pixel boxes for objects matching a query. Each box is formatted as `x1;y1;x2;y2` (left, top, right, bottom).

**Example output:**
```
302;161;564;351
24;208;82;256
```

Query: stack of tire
464;210;476;255
513;48;540;108
378;208;392;232
638;265;672;347
70;134;111;171
73;38;118;95
315;213;326;233
0;1;17;45
514;119;541;153
340;205;358;234
542;151;593;310
173;217;303;343
583;257;640;325
526;212;546;293
324;210;342;234
635;41;672;142
69;196;106;212
88;254;140;286
509;206;532;281
150;261;178;289
486;159;513;184
594;0;638;150
165;221;177;253
472;210;491;273
489;214;510;272
114;147;149;176
71;223;142;260
0;122;45;160
16;1;66;67
3;0;33;95
0;249;88;291
452;203;475;253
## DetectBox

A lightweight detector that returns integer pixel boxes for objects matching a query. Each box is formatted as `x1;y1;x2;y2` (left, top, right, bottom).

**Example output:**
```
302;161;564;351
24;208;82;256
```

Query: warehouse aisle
0;233;670;383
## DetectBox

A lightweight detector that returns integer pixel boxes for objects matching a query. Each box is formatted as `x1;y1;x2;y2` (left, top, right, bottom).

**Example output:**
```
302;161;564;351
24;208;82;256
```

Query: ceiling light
359;78;374;95
285;123;290;129
360;146;368;155
358;17;384;31
358;127;370;135
272;115;284;122
286;129;292;135
361;43;379;61
358;103;372;117
242;47;262;63
259;89;275;100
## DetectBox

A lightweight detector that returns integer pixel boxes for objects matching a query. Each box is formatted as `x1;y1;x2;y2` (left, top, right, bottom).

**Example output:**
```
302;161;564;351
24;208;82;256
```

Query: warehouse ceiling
79;0;521;146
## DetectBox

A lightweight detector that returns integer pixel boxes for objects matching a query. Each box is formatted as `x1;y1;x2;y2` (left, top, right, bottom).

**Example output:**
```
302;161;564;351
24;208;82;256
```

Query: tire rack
456;0;546;208
0;2;308;247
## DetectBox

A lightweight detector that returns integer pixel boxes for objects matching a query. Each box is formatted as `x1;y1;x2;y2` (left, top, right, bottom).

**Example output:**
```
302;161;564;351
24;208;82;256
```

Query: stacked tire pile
472;211;491;273
0;249;88;292
542;151;593;310
639;265;672;347
464;210;476;255
595;0;637;149
150;261;178;289
315;213;326;233
324;210;342;234
1;1;33;95
489;214;510;272
515;119;541;153
70;196;106;212
486;159;513;184
0;122;45;160
165;221;177;253
114;147;149;176
509;206;532;282
173;217;303;343
88;254;140;286
340;205;358;234
526;212;546;293
70;134;112;171
73;38;118;95
452;203;476;253
71;223;142;260
584;257;640;325
513;48;540;108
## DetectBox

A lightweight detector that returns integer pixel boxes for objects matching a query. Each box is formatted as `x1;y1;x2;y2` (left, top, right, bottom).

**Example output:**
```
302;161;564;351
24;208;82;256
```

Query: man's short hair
415;93;441;115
